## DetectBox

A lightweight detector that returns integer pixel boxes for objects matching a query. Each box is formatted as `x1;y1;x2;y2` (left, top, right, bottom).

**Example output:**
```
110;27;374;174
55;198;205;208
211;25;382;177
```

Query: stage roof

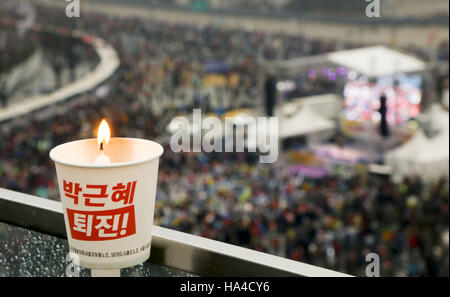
327;45;426;77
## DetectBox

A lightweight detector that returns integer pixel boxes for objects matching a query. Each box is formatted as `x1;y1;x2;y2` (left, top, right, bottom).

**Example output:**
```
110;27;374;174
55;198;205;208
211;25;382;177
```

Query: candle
92;119;119;277
94;151;110;164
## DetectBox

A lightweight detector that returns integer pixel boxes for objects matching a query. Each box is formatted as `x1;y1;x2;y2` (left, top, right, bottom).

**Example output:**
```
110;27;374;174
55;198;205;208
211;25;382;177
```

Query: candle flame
97;119;111;150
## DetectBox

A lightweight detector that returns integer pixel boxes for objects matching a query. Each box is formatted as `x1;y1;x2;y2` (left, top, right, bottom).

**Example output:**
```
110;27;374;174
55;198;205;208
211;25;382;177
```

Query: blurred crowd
0;2;448;276
0;27;35;107
0;28;34;74
157;150;449;276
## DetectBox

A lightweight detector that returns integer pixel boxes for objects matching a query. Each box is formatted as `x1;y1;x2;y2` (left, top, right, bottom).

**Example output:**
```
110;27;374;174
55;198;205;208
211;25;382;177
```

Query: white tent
278;106;335;139
443;89;449;109
276;93;343;120
431;104;449;133
327;45;426;78
385;129;449;181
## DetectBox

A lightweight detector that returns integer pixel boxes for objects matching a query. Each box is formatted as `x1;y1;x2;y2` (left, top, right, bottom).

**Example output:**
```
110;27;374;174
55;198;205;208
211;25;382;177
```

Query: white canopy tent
276;93;343;120
278;106;335;139
431;104;450;133
327;45;426;78
385;129;449;181
443;89;449;109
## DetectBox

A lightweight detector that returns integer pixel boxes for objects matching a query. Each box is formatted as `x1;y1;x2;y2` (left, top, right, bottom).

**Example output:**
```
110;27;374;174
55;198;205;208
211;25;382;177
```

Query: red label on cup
63;180;136;207
66;205;136;241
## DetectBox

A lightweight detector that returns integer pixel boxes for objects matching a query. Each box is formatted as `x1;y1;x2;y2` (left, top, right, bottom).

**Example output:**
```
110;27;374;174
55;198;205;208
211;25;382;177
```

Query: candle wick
100;142;104;151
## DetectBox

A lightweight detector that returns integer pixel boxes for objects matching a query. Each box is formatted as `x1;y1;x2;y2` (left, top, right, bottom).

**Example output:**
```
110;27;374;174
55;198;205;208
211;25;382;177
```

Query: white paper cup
50;138;163;269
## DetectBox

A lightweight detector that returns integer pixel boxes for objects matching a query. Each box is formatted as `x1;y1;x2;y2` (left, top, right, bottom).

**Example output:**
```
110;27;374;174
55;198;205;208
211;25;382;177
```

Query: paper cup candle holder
50;119;163;276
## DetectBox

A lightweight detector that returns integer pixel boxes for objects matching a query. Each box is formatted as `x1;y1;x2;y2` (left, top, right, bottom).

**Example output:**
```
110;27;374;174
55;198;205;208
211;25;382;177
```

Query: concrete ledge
0;187;351;277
